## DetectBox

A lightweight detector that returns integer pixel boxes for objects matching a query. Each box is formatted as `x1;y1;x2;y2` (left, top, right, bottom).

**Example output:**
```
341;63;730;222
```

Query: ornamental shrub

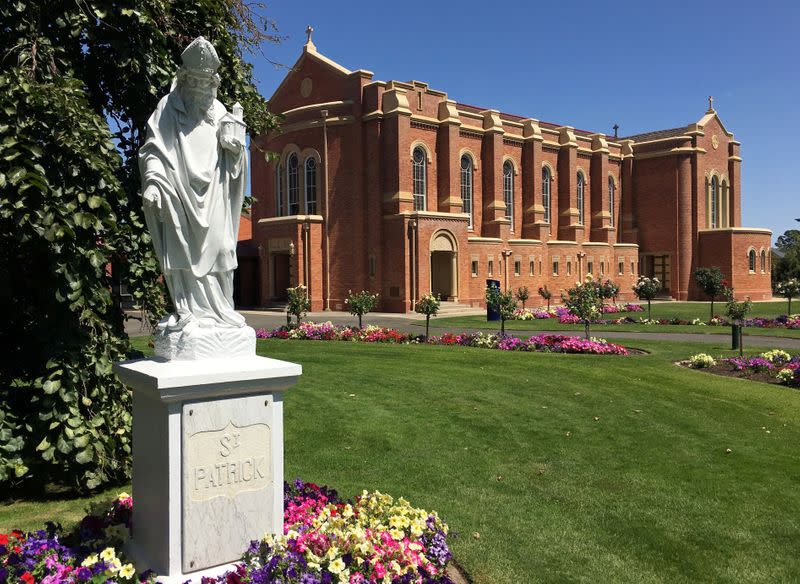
537;285;552;310
562;274;603;339
777;278;800;314
416;293;441;339
599;279;620;307
516;286;530;309
485;286;517;336
632;276;662;319
725;289;752;356
285;284;311;326
694;267;727;321
345;290;379;329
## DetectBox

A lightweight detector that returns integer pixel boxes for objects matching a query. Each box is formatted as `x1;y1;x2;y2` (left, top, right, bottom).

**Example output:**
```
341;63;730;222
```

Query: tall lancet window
287;153;299;215
542;167;551;222
576;172;585;225
304;157;317;214
412;147;426;211
608;176;615;227
276;163;284;216
503;161;514;228
461;155;473;228
710;176;719;229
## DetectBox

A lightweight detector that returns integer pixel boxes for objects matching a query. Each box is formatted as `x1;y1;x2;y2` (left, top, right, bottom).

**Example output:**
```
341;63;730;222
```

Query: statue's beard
182;88;216;124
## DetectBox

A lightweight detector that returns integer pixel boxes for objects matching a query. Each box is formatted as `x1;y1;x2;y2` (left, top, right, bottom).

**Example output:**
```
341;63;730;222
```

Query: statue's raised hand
220;135;243;153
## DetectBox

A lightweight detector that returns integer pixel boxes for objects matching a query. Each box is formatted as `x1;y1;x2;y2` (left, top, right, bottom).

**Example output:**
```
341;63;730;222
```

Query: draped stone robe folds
140;92;247;330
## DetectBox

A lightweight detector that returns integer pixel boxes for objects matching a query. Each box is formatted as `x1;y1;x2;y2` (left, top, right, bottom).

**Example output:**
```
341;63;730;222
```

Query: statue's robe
140;91;247;329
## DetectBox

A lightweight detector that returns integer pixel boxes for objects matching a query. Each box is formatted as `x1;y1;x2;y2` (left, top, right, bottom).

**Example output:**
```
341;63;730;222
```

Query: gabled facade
247;40;772;312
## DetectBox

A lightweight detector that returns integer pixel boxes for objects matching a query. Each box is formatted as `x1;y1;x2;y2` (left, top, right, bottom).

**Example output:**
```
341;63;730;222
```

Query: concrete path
124;309;800;349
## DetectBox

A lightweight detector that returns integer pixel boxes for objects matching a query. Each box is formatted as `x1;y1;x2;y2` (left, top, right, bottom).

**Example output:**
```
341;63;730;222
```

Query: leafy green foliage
0;0;279;491
0;72;132;489
773;230;800;283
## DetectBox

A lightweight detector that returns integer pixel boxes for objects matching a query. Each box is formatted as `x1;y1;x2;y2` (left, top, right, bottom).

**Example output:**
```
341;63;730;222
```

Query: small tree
725;288;752;357
563;274;603;339
632;276;662;319
694;267;726;321
777;278;800;314
516;286;530;310
286;284;311;326
486;286;517;336
599;279;620;310
416;293;441;340
346;290;379;329
538;285;553;311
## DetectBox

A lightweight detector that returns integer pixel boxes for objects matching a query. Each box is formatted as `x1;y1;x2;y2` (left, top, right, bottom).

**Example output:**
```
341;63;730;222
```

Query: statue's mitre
180;36;220;75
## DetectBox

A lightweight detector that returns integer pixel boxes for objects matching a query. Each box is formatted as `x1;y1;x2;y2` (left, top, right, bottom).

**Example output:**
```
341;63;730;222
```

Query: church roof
617;126;688;142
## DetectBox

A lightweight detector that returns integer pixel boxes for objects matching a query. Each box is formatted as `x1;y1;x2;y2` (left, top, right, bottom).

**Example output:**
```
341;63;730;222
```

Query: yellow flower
328;558;346;574
100;547;117;561
81;554;99;567
326;546;340;561
389;528;404;540
119;563;136;578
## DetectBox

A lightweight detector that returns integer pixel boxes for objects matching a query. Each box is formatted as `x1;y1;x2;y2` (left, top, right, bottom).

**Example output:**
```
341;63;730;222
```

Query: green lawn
3;336;800;583
429;301;800;338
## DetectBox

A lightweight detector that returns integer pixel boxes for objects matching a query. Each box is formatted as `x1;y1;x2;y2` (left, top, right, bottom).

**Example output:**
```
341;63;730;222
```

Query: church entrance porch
429;230;459;301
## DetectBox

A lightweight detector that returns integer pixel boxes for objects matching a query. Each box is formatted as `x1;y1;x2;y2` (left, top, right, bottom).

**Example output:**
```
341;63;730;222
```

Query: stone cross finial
708;95;714;113
613;123;619;138
306;25;314;44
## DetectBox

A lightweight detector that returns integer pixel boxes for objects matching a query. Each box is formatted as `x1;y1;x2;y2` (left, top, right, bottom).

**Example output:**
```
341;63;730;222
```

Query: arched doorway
430;230;458;301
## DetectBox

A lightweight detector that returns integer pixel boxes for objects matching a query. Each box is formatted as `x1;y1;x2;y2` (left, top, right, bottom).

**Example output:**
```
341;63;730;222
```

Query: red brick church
244;35;772;312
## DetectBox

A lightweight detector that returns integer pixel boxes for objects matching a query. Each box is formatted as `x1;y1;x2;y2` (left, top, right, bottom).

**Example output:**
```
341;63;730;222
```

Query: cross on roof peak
707;95;715;113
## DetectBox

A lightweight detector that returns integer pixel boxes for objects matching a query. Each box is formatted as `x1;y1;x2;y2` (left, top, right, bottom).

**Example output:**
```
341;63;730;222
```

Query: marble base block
114;355;301;582
154;325;256;361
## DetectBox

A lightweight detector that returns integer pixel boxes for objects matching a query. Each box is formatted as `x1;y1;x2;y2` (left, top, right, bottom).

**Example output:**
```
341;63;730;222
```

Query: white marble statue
140;36;255;359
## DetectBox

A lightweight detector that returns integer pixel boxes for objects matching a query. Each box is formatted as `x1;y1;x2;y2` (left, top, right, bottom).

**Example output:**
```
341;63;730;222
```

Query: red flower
0;533;8;545
21;572;35;584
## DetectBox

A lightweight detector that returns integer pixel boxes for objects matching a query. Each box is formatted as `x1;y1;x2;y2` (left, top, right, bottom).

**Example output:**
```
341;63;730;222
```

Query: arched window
412;147;426;211
760;249;767;272
710;176;718;229
304;157;317;214
503;161;514;227
748;249;756;272
720;179;729;228
608;176;615;227
287;153;299;215
542;167;551;222
576;172;585;225
275;163;284;216
460;155;473;228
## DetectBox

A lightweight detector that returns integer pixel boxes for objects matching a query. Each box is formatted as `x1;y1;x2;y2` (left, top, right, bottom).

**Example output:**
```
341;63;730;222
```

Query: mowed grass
4;336;800;583
430;300;800;338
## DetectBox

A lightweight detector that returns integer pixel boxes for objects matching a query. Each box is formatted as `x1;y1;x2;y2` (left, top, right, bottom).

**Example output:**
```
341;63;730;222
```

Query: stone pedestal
114;355;301;583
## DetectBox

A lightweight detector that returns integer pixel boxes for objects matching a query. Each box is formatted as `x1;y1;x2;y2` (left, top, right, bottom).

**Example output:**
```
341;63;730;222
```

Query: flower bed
256;323;629;356
684;350;800;388
1;481;454;584
509;307;800;330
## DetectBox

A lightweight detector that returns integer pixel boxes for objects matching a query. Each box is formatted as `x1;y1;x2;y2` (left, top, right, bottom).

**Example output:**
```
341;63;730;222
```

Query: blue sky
248;1;799;241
